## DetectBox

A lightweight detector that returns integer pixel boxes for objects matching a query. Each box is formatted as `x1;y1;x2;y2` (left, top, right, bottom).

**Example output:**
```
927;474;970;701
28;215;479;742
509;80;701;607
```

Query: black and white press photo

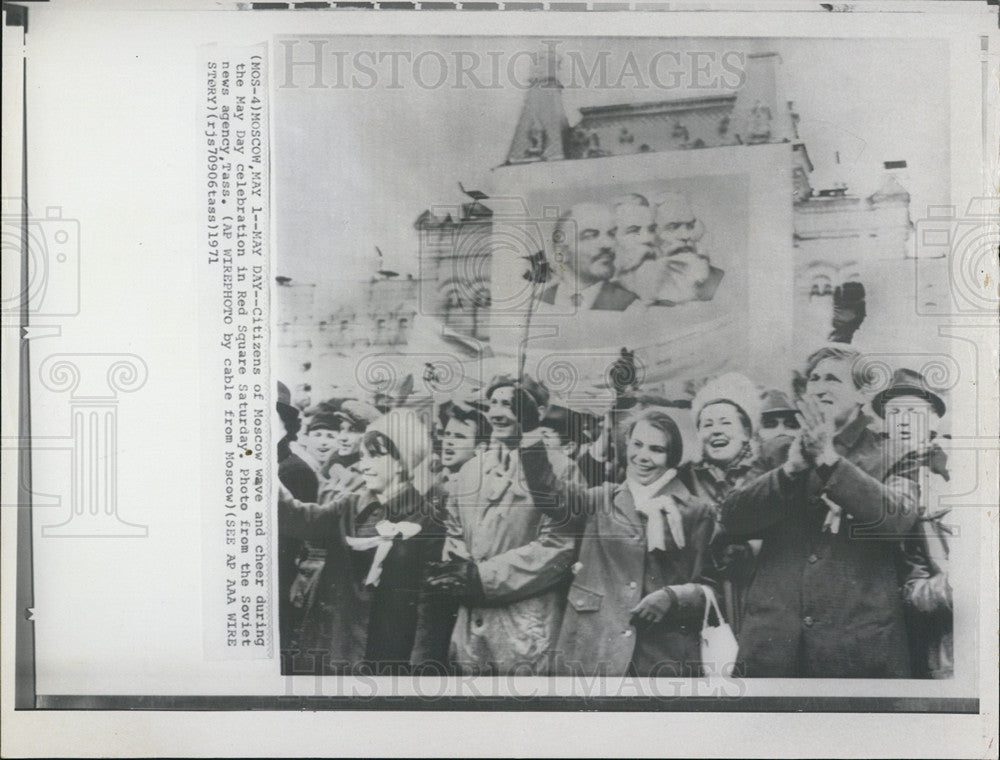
3;4;997;757
272;34;979;685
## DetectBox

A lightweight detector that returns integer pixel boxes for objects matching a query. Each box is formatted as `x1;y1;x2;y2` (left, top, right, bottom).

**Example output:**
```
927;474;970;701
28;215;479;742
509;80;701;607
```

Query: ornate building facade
502;49;922;351
279;47;925;396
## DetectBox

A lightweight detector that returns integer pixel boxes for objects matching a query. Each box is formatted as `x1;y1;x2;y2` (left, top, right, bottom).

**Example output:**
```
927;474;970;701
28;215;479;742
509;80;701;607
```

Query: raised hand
335;467;366;495
797;396;837;465
780;430;808;475
518;427;545;451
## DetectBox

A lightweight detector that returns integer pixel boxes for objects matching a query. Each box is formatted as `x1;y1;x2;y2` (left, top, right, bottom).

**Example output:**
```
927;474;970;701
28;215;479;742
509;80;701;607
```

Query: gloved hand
716;542;754;576
829;281;866;343
629;587;676;625
423;557;485;605
927;442;950;482
908;572;952;614
333;467;366;495
517;437;551;486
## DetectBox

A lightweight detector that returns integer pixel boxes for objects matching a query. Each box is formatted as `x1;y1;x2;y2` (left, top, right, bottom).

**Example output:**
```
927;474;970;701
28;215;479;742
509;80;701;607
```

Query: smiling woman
278;409;444;675
677;373;769;634
626;414;683;486
520;407;717;677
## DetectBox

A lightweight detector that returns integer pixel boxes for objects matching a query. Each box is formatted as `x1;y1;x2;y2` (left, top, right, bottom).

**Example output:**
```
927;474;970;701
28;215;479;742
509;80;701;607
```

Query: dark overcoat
280;483;442;674
717;412;918;678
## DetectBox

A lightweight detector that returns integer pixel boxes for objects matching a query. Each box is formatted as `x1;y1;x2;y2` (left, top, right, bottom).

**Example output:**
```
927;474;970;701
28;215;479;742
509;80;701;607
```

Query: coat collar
625;468;678;505
834;407;872;453
692;442;759;485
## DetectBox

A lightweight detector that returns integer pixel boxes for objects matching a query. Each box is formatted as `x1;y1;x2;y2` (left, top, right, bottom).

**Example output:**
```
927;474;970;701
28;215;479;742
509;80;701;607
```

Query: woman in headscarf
677;373;772;635
520;407;716;677
278;408;442;675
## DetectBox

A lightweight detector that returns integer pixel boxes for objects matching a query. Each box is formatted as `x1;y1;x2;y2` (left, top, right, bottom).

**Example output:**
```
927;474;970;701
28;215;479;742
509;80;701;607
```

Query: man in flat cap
758;389;801;445
872;368;953;679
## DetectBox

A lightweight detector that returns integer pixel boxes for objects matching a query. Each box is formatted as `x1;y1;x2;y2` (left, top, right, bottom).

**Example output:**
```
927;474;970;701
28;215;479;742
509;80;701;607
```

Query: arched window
809;274;832;298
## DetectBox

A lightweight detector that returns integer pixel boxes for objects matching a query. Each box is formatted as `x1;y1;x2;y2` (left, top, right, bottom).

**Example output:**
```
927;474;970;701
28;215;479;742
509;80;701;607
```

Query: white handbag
700;585;740;677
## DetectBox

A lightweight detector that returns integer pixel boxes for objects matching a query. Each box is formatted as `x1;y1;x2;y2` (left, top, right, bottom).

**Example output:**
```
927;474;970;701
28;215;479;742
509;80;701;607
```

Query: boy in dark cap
538;404;589;482
318;399;380;495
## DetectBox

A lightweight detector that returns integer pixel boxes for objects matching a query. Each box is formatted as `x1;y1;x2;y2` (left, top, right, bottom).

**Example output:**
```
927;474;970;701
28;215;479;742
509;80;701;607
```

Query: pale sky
273;36;950;313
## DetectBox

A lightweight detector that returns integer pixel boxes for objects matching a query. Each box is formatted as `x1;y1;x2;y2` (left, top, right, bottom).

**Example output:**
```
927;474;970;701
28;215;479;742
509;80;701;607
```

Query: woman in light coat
522;407;716;677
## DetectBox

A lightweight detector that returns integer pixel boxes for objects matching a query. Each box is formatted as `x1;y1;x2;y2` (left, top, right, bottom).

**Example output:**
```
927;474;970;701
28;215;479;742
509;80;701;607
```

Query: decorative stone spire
505;46;569;164
733;52;798;145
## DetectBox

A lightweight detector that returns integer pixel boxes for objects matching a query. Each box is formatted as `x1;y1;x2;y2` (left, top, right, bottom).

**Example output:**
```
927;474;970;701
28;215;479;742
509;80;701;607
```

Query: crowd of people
276;345;954;680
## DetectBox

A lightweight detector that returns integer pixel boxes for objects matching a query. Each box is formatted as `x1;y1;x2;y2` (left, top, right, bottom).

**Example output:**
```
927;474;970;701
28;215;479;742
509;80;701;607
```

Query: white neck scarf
343;520;422;586
626;468;686;552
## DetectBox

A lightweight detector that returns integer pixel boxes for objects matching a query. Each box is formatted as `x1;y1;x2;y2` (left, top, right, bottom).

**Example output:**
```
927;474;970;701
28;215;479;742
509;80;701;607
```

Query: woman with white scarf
278;408;443;675
521;407;717;677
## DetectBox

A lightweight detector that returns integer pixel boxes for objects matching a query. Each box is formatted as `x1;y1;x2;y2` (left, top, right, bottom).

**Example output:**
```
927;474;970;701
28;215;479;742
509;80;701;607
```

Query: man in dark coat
716;346;919;678
539;202;638;311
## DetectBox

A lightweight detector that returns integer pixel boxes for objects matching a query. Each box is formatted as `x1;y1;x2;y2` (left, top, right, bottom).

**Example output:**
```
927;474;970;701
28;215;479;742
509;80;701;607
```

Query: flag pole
518;250;549;385
519;279;542;384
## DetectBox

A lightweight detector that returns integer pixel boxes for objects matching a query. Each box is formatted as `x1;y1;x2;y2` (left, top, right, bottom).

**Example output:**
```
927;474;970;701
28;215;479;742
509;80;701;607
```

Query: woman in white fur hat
677;372;771;635
278;408;443;675
678;372;768;509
